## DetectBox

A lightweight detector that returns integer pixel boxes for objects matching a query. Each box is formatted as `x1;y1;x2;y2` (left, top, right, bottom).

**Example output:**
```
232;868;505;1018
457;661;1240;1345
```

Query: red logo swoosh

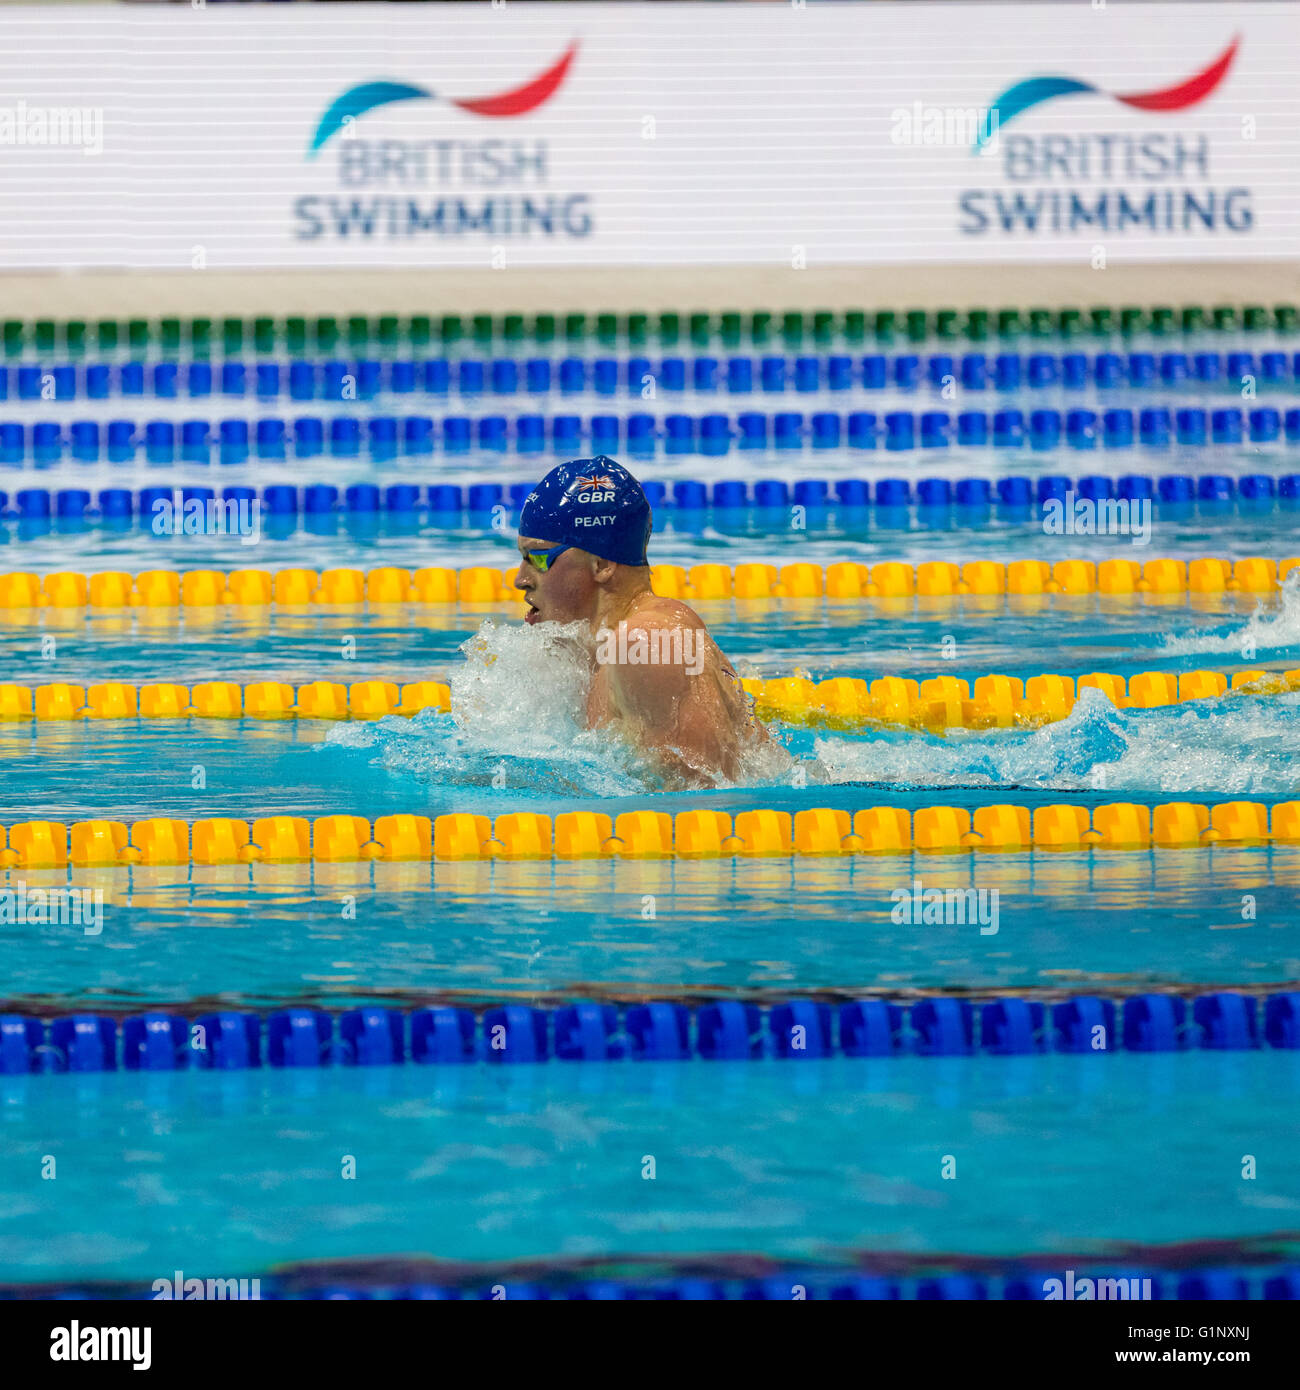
1115;35;1239;111
452;41;578;118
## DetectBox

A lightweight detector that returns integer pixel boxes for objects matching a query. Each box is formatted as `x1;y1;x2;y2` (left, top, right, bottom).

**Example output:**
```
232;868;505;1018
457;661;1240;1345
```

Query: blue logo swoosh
976;75;1096;151
308;81;433;157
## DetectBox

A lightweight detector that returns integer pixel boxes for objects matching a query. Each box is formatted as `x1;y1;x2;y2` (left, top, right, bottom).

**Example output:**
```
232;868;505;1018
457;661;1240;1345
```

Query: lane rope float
1;800;1298;867
1;555;1295;609
1;666;1296;728
2;470;1298;527
3;989;1297;1072
7;348;1300;405
3;302;1295;357
5;405;1300;463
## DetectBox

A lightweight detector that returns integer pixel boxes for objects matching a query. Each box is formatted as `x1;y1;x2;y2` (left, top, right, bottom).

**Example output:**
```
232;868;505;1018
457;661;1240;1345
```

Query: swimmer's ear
590;555;619;583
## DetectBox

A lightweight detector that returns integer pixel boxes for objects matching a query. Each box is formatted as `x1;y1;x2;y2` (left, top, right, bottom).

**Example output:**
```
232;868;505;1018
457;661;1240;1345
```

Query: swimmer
514;456;776;788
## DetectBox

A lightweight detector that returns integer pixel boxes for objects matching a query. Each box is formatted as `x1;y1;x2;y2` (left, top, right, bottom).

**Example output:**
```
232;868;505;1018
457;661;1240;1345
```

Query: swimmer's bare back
586;594;774;788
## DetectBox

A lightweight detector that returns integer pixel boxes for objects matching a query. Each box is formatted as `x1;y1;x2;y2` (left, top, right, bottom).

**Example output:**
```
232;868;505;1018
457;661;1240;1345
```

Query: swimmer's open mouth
524;600;540;625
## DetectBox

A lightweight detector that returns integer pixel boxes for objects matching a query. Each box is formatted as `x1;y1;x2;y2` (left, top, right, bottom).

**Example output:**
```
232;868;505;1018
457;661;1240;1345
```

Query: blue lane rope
1;472;1295;524
2;348;1297;404
1;403;1299;465
3;991;1297;1073
14;1266;1300;1300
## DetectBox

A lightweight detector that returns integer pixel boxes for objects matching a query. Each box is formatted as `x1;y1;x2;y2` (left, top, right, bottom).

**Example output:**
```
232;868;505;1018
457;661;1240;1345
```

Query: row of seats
0;801;1296;866
3;990;1297;1072
5;350;1297;402
3;473;1296;522
1;557;1292;610
3;303;1293;356
3;405;1298;462
28;1269;1299;1300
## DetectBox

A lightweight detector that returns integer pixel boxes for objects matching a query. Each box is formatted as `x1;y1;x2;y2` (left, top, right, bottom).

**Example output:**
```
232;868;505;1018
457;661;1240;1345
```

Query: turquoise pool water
3;850;1298;1014
3;1054;1298;1286
0;590;1293;684
2;427;1298;1294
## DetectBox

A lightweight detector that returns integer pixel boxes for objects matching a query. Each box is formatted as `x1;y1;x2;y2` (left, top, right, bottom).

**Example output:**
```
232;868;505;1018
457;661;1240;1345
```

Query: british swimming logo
974;36;1239;153
958;35;1250;240
295;41;591;244
307;41;578;156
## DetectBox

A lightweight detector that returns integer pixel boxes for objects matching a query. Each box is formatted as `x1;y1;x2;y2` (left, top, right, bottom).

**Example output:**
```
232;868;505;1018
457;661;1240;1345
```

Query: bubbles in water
813;687;1300;796
1160;570;1300;659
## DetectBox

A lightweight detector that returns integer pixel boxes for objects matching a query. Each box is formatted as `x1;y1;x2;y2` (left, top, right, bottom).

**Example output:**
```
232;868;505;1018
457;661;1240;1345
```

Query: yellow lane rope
1;556;1296;609
2;668;1293;727
0;801;1294;867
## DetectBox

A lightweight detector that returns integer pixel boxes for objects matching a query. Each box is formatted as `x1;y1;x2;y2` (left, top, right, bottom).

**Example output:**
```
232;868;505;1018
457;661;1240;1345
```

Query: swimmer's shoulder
628;594;708;632
627;595;737;682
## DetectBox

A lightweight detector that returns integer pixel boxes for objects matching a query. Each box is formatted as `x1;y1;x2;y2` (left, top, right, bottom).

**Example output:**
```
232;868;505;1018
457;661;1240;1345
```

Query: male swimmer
514;457;775;788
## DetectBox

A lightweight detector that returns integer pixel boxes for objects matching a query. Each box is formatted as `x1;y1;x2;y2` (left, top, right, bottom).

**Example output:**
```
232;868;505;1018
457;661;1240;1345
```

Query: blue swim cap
518;456;651;567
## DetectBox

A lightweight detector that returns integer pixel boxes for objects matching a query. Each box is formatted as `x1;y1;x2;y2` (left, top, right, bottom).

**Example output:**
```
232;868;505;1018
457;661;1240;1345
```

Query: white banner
0;2;1295;270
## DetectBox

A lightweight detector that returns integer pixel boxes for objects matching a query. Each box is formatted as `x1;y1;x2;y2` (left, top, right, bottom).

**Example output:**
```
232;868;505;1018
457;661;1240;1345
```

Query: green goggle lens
523;544;572;572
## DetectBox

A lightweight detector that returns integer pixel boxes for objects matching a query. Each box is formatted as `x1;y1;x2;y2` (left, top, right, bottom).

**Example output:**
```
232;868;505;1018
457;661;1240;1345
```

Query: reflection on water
4;848;1299;1010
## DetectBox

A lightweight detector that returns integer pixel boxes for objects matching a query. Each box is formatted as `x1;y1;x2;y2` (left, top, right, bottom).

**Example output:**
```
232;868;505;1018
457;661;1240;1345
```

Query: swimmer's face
515;535;600;626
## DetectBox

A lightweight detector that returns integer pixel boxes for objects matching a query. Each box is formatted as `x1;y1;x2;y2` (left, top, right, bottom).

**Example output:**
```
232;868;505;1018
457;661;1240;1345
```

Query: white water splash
327;616;801;795
1159;570;1300;658
813;686;1300;795
326;619;646;797
450;617;594;746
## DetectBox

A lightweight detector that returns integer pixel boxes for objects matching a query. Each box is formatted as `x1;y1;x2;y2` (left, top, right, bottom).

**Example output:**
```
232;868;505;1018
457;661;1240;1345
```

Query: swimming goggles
521;543;574;572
